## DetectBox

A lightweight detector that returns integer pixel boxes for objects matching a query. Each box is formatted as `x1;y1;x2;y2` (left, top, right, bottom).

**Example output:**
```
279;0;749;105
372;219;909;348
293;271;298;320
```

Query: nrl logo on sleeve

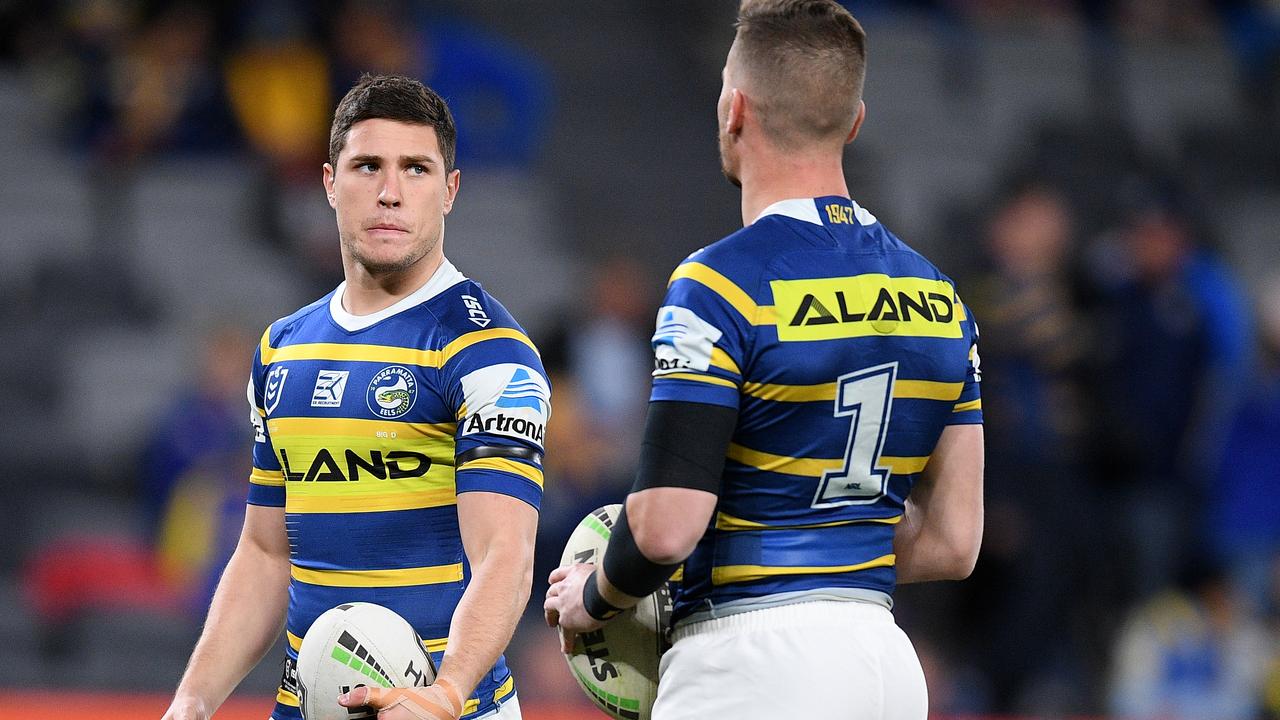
460;364;549;445
264;366;289;415
652;305;722;374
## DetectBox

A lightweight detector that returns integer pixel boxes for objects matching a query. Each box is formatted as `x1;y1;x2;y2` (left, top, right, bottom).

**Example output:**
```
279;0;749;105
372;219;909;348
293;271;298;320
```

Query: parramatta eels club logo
366;365;418;419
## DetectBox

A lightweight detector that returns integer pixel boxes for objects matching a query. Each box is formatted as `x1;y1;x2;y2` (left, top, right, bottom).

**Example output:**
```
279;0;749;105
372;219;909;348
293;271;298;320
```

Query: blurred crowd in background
0;0;1279;718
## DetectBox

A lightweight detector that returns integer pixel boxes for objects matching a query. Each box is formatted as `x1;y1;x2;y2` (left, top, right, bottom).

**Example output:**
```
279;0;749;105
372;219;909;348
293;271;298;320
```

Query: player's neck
738;149;849;227
341;251;445;316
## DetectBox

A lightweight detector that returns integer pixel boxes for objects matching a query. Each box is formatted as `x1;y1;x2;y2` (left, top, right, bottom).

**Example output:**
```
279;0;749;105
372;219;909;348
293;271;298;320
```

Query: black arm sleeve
600;400;737;600
631;400;737;494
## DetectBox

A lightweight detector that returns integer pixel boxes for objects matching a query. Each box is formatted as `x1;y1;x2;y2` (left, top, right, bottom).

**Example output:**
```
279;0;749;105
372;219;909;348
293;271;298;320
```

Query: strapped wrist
582;569;625;621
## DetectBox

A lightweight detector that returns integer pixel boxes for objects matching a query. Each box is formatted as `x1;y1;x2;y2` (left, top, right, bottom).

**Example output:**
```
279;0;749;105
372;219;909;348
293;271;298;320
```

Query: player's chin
354;243;426;274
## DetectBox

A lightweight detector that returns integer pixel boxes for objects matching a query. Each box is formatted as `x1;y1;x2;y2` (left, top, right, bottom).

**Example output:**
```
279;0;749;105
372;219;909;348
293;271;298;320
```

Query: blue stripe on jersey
649;197;981;622
455;467;543;508
285;506;461;570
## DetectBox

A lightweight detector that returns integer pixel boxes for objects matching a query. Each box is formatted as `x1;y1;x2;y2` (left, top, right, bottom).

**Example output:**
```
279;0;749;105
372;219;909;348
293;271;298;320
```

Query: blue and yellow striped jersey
649;197;981;624
245;260;548;719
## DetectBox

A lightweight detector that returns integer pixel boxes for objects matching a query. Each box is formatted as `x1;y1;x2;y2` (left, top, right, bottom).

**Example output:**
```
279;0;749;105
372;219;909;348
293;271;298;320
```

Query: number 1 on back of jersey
813;362;897;508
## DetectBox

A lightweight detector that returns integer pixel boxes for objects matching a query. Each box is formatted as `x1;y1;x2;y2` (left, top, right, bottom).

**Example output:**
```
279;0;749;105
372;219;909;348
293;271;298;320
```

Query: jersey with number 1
651;197;982;624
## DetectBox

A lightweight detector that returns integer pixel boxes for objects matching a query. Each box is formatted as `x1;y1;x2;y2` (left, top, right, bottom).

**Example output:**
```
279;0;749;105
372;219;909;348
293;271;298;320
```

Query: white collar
329;258;467;332
753;197;878;226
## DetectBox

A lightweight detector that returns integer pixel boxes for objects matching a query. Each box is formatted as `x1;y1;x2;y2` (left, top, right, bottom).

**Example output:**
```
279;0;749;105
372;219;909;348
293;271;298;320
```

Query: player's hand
161;695;211;720
544;563;606;652
339;678;464;720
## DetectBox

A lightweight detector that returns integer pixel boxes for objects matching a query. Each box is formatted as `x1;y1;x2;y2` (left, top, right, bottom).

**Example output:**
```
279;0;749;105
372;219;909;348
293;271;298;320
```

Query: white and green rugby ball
296;602;437;720
560;504;673;720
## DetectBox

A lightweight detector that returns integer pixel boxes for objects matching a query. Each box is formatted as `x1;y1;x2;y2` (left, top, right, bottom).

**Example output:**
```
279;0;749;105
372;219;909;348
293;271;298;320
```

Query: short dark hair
732;0;867;149
328;73;457;171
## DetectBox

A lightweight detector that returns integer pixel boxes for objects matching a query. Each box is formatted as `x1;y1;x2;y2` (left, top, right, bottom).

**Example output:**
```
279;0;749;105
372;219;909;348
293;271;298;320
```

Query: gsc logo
462;294;491;328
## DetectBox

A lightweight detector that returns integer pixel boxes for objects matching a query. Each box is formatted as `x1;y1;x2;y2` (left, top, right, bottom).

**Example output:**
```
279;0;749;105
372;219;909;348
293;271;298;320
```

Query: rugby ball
296;602;437;720
559;504;673;720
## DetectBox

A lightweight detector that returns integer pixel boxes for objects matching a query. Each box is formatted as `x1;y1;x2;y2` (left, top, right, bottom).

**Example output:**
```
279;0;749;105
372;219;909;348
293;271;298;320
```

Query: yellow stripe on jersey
668;262;777;326
953;399;982;413
250;468;284;486
277;688;300;707
440;328;539;363
710;348;742;375
741;378;963;403
265;342;438;367
715;511;902;531
493;675;516;704
657;372;738;388
286;488;457;514
670;566;684;582
260;328;537;368
896;379;964;401
771;275;965;342
287;630;303;651
268;417;456;439
291;563;463;588
711;553;896;585
458;457;545;488
727;443;929;476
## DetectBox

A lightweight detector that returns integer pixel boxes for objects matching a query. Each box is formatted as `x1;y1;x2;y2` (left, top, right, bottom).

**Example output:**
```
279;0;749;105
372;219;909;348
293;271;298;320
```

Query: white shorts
473;694;521;719
653;601;927;720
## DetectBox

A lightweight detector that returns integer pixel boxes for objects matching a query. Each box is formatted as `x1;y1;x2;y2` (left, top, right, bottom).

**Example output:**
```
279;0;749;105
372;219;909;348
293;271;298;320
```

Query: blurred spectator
328;0;551;168
139;324;254;611
75;2;241;158
1091;180;1253;599
1208;274;1280;610
532;371;633;605
225;1;331;175
959;180;1096;712
1109;560;1274;719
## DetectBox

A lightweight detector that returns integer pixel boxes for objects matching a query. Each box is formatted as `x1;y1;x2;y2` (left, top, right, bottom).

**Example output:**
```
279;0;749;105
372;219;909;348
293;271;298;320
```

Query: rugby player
162;74;546;720
544;2;983;717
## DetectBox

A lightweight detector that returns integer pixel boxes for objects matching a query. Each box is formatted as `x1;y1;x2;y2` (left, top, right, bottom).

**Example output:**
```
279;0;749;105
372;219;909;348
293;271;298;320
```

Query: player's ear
846;101;866;145
442;168;461;215
323;163;337;209
726;88;746;137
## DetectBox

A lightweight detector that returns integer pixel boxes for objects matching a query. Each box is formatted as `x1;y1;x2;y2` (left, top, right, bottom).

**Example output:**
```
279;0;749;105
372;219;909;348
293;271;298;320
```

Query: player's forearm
437;542;533;700
173;541;290;709
893;499;971;583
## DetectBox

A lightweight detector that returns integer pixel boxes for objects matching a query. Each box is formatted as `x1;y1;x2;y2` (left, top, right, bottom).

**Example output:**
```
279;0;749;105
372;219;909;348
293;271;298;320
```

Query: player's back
649;196;982;624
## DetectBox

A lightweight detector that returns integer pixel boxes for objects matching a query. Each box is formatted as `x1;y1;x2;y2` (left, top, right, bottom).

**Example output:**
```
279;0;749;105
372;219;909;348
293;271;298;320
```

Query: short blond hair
731;0;867;150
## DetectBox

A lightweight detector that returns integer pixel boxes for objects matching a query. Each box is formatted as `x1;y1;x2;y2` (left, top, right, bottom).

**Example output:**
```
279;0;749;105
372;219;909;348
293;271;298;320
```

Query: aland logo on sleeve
460;363;550;445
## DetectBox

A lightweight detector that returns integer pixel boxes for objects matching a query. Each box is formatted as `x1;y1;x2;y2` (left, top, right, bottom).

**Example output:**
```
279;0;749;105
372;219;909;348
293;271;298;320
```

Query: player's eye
407;164;427;175
356;162;378;173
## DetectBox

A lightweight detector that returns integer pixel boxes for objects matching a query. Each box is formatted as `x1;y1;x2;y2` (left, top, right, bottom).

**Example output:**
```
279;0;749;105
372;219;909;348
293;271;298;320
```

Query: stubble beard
342;227;439;277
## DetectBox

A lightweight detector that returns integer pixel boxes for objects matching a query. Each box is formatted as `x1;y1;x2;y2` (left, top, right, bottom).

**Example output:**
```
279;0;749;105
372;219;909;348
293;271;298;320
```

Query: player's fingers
547;565;573;584
559;626;576;654
544;601;560;628
339;685;380;708
545;581;559;599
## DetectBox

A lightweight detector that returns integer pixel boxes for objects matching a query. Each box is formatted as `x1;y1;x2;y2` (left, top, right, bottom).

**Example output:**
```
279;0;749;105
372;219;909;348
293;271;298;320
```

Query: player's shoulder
425;277;529;345
259;292;334;352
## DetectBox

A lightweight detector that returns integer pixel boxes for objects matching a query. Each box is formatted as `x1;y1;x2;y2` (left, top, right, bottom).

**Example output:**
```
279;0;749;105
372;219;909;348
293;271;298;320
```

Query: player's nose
378;175;402;207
